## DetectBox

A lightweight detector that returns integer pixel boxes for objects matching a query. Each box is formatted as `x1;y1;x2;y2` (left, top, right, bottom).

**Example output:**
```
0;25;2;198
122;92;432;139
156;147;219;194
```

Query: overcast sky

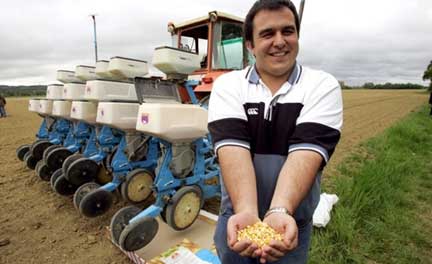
1;0;431;86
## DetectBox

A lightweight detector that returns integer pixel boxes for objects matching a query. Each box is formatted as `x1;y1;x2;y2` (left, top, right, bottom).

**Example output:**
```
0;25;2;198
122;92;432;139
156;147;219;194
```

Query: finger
288;236;298;251
231;240;252;253
283;230;298;250
239;243;258;257
260;248;279;263
227;219;238;247
269;239;289;253
252;248;262;258
262;244;284;259
283;229;296;242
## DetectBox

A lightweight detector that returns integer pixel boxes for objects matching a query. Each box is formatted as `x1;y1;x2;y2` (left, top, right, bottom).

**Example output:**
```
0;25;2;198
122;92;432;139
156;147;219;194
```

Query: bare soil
0;90;428;263
325;89;428;175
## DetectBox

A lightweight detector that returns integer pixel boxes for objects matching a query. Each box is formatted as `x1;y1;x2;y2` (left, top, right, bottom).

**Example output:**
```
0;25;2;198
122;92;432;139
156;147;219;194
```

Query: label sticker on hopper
141;113;149;124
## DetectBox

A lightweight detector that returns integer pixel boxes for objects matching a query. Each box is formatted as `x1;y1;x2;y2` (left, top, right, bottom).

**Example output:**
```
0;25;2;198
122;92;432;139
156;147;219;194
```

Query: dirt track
0;90;428;263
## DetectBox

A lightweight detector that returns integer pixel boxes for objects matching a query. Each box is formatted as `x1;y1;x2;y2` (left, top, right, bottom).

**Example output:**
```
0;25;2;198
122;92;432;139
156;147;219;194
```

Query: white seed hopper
63;83;86;100
52;100;72;118
46;84;64;100
57;70;85;84
136;104;208;142
28;99;40;112
38;100;53;115
75;65;97;81
70;101;98;124
96;102;140;130
84;80;137;102
107;57;149;80
152;46;201;76
95;60;117;80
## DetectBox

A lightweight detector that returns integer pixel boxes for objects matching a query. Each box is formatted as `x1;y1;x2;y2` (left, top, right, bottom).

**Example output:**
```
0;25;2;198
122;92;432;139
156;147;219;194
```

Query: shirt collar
247;62;302;86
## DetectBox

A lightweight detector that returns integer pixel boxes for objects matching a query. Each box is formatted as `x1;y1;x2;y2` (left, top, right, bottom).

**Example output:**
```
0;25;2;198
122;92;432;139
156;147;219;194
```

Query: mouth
269;51;289;57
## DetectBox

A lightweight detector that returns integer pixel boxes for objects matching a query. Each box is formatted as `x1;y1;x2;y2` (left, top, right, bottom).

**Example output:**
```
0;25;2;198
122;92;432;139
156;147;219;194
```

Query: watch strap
264;207;293;218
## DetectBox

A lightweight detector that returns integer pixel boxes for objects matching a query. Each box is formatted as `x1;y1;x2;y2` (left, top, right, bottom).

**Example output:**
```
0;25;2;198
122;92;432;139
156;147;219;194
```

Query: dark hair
244;0;300;44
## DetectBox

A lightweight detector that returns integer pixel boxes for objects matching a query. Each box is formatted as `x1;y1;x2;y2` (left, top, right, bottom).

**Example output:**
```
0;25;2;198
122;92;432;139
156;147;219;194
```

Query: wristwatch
264;207;293;218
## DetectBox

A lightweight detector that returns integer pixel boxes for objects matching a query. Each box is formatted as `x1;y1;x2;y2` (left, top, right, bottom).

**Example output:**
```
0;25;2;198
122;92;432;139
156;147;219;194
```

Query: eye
282;28;295;35
259;29;274;39
263;32;273;38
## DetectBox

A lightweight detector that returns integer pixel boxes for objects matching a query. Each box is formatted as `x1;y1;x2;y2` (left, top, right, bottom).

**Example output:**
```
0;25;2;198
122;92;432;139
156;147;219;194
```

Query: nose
273;31;286;49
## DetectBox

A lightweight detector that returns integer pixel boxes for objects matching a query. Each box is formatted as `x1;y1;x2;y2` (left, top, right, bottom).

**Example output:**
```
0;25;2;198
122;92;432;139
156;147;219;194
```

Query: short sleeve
288;72;343;165
208;71;251;154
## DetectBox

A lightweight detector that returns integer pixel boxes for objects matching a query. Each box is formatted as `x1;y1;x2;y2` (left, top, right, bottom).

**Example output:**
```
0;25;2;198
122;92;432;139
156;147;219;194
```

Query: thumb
227;220;238;246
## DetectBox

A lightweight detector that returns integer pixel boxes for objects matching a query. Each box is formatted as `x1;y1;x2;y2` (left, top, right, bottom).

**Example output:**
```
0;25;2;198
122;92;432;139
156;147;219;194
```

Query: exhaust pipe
299;0;306;25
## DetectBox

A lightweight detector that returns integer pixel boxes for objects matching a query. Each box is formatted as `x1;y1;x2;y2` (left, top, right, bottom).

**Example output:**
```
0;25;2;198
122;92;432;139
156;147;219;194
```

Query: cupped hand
227;211;261;258
258;213;298;263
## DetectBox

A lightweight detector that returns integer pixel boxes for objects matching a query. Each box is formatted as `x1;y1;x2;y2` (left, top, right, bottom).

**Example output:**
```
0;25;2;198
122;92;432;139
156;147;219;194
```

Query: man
0;95;6;118
208;0;343;263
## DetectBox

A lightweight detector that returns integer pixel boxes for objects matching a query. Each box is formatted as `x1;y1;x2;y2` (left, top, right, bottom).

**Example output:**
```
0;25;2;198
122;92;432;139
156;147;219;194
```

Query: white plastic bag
312;193;339;228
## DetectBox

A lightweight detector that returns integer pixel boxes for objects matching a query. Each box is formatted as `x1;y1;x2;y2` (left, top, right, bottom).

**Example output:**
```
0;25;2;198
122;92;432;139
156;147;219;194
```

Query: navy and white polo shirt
208;63;343;223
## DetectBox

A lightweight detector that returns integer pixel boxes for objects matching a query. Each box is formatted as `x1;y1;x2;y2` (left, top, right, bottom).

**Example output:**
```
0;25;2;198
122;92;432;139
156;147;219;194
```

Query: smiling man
208;0;343;263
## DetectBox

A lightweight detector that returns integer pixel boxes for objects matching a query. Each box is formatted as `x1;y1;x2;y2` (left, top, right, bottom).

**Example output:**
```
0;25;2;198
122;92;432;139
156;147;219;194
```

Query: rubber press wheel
110;206;141;245
103;146;117;171
50;169;63;190
79;188;113;218
36;161;53;181
95;164;112;185
62;153;84;174
96;150;117;184
25;153;38;170
120;169;154;204
46;147;72;171
53;174;78;196
43;145;61;163
16;144;30;161
31;140;53;161
166;185;203;231
66;158;99;186
119;215;159;252
73;182;100;210
35;160;44;175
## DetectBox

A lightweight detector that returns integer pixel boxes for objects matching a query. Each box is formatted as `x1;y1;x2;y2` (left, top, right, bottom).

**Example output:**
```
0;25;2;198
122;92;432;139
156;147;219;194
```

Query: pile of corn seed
237;222;282;248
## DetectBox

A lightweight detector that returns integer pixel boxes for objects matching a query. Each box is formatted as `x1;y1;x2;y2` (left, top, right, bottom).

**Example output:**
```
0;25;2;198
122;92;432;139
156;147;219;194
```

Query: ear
246;40;254;54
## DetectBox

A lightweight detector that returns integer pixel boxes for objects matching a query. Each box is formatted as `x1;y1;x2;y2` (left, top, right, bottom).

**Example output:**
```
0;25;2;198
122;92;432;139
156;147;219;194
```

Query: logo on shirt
247;108;259;116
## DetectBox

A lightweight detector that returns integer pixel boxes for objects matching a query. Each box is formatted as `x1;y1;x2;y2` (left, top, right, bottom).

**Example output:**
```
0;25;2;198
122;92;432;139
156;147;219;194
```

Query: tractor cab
152;11;250;96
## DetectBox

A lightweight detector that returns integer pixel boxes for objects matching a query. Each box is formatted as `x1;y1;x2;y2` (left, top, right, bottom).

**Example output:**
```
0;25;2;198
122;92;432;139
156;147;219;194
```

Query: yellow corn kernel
237;222;282;248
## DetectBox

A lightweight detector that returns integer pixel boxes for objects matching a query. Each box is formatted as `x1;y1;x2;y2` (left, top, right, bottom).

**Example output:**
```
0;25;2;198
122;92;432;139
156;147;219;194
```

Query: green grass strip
309;106;432;264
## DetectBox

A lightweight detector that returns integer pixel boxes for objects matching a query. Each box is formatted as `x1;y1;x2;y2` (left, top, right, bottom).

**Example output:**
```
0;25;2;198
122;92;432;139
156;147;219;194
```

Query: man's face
247;7;299;80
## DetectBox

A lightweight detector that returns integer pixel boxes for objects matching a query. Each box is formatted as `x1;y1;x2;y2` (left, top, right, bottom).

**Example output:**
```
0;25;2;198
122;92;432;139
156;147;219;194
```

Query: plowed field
0;90;428;264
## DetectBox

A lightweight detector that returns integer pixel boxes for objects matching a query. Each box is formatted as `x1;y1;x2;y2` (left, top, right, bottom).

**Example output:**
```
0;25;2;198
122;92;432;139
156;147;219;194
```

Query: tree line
352;82;427;90
0;85;46;97
423;60;432;91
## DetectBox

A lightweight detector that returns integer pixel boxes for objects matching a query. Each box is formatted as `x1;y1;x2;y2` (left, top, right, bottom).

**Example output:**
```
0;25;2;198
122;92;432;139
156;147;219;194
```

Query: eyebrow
258;28;274;37
258;25;296;37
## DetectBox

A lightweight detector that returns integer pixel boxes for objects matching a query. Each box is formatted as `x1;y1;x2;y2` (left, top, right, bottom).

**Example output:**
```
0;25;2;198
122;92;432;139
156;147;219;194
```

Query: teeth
271;52;287;57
